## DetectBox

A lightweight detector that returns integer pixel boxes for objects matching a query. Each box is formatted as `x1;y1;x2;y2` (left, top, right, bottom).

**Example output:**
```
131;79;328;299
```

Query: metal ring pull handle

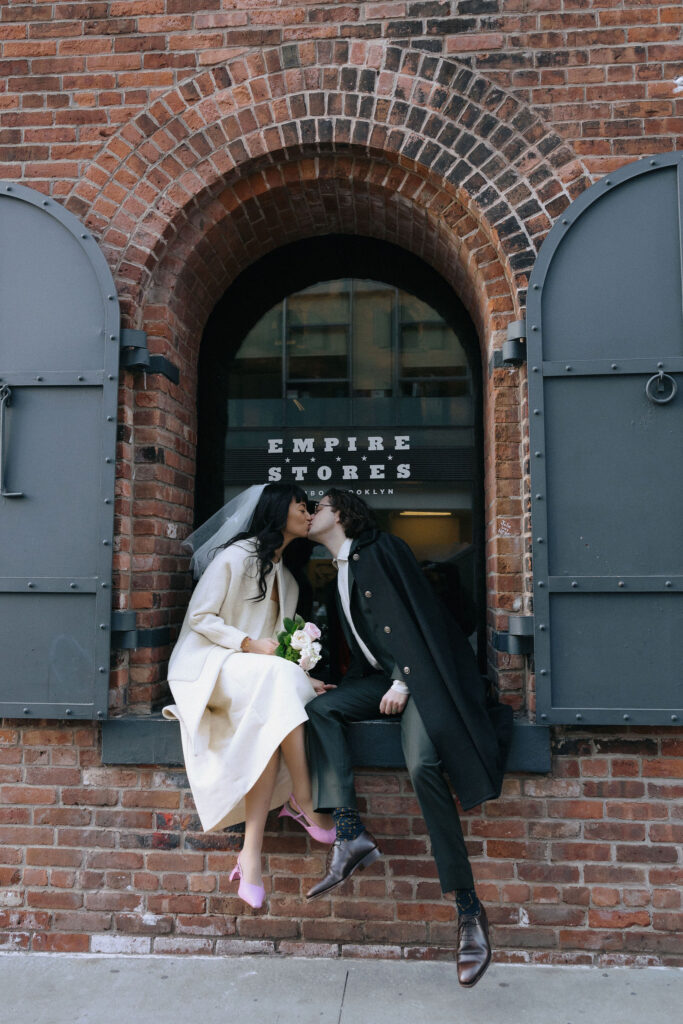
0;385;24;498
645;371;678;405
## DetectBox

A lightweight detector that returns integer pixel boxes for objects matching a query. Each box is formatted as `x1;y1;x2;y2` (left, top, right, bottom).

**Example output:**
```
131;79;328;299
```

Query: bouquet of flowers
275;615;322;673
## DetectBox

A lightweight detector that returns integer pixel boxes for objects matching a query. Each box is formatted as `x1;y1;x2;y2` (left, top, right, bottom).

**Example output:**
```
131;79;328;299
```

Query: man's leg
400;698;491;987
306;673;387;812
400;697;474;893
305;673;387;900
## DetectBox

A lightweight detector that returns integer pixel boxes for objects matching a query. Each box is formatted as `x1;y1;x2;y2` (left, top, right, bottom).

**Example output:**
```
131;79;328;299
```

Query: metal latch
0;384;24;497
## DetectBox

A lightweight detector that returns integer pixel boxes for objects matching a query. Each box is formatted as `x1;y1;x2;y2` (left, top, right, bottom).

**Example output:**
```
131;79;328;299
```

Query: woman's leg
240;750;280;885
280;724;334;830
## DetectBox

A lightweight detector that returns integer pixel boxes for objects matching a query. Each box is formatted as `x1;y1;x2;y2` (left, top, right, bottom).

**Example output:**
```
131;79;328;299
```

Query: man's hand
379;688;409;715
309;678;338;695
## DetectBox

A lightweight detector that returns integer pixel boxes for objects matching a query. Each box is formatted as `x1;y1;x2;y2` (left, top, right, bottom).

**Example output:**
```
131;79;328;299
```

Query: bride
164;483;335;909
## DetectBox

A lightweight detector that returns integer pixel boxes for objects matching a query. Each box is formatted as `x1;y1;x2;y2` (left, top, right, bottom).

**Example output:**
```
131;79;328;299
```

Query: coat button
384;626;391;634
364;590;372;598
352;553;360;561
403;666;411;675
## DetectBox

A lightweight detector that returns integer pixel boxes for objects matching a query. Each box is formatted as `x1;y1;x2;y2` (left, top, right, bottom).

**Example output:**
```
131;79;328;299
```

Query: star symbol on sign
361;456;367;461
336;456;341;461
285;458;290;463
387;455;393;460
310;456;316;462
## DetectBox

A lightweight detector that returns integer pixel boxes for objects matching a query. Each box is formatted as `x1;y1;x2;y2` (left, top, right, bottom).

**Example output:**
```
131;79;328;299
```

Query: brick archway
66;40;588;320
89;42;589;713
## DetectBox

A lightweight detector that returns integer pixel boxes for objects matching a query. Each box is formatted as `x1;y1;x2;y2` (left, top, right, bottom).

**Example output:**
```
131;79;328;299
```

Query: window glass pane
400;292;445;324
286;281;349;381
287;279;350;326
287;326;348;380
352;281;393;396
400;322;469;381
228;302;282;399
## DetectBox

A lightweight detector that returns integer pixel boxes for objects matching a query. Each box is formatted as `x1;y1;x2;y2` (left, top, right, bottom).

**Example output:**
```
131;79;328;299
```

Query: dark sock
333;807;364;841
455;888;481;918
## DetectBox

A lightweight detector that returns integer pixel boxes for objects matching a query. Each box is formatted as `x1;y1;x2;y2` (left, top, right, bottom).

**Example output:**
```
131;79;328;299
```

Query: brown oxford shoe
456;906;491;988
306;831;381;901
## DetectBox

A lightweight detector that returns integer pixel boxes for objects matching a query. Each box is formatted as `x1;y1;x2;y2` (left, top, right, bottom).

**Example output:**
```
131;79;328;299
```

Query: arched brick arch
66;40;589;320
91;41;589;713
147;155;515;363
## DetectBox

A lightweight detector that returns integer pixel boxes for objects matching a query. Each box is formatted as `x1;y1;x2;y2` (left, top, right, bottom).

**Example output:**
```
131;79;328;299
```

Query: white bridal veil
182;483;267;579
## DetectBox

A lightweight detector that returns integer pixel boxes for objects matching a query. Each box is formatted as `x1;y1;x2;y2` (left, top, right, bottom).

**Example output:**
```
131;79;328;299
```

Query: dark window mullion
281;297;288;417
348;279;354;401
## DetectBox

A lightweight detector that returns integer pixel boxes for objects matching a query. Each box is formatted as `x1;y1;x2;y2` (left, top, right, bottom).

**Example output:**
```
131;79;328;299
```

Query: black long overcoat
341;529;512;811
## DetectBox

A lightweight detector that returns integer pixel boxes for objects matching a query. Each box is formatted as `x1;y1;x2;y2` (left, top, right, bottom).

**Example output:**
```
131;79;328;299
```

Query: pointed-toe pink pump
279;794;336;844
229;858;265;910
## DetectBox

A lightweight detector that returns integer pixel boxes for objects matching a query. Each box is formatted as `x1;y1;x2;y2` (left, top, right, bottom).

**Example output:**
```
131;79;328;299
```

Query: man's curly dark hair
324;488;376;538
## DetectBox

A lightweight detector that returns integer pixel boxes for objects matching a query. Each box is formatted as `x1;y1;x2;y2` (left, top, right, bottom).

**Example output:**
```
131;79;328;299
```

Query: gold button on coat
364;590;372;598
403;666;411;675
352;553;360;561
384;626;391;634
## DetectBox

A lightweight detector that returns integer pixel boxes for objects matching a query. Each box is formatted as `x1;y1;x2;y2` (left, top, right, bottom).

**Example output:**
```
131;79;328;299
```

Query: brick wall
1;1;681;190
1;1;682;961
1;724;681;963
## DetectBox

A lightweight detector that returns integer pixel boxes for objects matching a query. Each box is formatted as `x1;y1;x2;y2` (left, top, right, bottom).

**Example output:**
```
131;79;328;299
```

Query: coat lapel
276;561;295;630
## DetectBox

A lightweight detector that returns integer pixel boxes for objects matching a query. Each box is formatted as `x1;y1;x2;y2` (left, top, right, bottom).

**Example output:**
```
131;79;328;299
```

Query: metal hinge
493;614;534;655
489;319;527;372
120;328;180;384
111;610;171;650
503;319;526;365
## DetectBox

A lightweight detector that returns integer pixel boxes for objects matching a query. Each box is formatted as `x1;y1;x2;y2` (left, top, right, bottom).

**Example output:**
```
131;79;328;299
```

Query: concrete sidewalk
1;954;682;1024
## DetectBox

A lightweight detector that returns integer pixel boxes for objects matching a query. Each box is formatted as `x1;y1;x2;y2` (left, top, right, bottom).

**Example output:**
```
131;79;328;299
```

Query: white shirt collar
335;537;352;564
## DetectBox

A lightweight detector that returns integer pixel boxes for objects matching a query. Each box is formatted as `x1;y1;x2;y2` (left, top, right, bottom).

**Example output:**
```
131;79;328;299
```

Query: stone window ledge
101;715;551;773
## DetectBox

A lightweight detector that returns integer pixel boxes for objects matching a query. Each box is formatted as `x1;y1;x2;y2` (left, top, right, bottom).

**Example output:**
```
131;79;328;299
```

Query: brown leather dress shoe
456;906;491;987
306;831;381;901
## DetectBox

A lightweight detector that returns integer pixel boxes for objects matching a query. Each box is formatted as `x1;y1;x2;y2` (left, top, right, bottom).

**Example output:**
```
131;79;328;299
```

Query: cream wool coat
163;540;317;831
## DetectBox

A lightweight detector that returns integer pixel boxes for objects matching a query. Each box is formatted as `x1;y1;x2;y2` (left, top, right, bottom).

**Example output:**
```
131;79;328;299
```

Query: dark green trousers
306;672;475;893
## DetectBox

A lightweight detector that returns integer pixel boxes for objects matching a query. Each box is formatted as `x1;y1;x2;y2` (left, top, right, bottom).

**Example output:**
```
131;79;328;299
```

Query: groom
306;489;512;987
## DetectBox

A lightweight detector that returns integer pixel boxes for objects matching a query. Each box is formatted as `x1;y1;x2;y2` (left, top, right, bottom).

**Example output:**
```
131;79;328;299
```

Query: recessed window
227;279;473;428
197;240;486;667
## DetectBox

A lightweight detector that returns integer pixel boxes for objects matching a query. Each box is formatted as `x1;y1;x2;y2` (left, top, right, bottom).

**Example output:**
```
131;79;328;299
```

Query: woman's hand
309;677;337;695
246;638;278;656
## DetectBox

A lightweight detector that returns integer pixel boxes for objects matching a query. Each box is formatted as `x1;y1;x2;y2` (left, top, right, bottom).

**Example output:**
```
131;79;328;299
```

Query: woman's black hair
219;482;310;601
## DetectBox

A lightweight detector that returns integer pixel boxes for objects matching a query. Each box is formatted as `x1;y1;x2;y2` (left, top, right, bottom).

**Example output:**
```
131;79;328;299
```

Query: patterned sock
455;888;481;918
332;807;364;841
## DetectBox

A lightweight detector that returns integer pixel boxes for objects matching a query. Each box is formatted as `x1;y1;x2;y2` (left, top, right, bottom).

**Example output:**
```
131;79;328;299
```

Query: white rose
290;629;309;651
299;641;321;672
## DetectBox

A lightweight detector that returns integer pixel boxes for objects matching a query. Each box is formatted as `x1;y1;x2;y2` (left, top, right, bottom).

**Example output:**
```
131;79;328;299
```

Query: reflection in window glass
227;279;471;413
353;281;393;396
228;302;282;399
287;326;348;381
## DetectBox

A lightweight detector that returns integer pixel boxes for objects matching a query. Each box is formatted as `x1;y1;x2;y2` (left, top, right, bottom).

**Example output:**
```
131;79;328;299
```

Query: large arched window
197;237;485;665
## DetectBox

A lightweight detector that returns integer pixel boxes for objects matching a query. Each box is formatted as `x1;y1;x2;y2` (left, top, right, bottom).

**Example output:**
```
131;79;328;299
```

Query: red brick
588;910;651;929
0;786;56;805
33;933;90;952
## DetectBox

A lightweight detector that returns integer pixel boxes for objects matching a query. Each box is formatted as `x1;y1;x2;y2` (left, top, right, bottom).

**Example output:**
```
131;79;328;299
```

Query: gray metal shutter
527;153;682;726
0;182;120;720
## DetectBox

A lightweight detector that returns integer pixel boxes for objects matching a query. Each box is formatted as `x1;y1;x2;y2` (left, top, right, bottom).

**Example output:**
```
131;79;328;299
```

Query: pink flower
303;621;321;640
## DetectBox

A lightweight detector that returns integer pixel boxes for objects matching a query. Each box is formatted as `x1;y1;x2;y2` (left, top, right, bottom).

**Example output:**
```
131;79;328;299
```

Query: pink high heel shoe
278;794;336;844
229;857;265;910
